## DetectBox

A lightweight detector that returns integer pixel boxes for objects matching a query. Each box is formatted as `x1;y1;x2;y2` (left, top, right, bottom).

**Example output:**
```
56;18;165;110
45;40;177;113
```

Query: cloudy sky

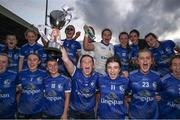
0;0;180;44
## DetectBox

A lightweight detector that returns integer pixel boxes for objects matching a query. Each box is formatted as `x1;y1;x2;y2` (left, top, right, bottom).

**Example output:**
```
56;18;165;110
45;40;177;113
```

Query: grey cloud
75;0;180;41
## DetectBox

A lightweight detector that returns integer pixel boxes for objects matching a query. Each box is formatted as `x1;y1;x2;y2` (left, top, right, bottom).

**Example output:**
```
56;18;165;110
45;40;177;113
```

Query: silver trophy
37;8;72;58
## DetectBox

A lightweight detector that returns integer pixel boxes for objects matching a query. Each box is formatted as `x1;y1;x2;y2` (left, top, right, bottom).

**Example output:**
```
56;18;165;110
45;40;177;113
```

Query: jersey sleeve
167;40;175;48
64;78;71;93
71;67;82;80
19;46;25;58
76;41;81;52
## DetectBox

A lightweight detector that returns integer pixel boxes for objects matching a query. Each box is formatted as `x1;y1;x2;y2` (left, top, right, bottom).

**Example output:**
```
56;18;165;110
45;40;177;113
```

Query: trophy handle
37;25;54;42
64;12;72;26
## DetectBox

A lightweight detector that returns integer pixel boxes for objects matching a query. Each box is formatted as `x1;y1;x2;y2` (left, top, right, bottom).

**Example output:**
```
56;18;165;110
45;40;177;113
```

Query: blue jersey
70;68;99;112
17;69;47;114
20;43;47;70
149;40;175;76
159;73;180;119
114;44;131;71
0;43;5;53
128;70;161;119
97;75;129;119
44;75;71;116
6;48;20;72
0;70;17;118
62;39;81;65
130;44;139;60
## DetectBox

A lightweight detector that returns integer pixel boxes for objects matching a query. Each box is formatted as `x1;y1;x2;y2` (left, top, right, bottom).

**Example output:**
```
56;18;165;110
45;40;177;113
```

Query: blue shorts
69;107;95;119
17;112;42;119
42;112;62;119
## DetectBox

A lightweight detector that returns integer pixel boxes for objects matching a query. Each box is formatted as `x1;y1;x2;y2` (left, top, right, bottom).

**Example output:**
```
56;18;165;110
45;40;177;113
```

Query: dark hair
46;58;58;63
144;32;159;48
129;29;140;37
105;56;121;73
27;53;41;62
170;54;180;67
46;58;60;74
129;29;148;50
80;54;94;65
2;33;18;53
65;25;75;34
27;53;41;69
144;32;158;40
101;28;112;38
119;32;129;39
119;32;131;54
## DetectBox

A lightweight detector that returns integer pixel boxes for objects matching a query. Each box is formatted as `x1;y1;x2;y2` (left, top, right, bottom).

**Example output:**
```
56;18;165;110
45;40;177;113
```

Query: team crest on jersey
37;77;43;84
3;79;11;88
90;82;95;87
119;85;125;94
58;84;63;91
14;54;19;59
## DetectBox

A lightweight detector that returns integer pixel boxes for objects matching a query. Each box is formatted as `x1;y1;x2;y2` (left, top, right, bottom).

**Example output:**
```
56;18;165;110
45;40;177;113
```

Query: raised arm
60;46;75;75
41;37;48;47
83;25;95;51
73;31;81;40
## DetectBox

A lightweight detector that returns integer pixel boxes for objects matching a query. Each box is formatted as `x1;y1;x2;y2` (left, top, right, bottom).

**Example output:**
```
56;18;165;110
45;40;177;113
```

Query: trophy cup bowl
49;10;66;30
41;9;72;59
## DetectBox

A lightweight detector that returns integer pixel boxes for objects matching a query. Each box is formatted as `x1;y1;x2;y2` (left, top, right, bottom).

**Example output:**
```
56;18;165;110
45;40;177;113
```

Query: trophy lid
50;10;66;29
